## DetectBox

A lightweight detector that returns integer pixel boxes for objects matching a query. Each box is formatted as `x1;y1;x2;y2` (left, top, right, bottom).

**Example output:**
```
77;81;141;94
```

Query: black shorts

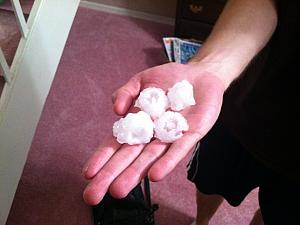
187;121;300;225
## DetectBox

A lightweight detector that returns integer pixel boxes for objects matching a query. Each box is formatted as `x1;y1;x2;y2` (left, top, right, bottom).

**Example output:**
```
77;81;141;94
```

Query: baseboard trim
80;0;175;26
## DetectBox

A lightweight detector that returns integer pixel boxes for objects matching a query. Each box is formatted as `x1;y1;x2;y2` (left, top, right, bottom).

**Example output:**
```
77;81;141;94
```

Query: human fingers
148;132;199;181
113;76;141;116
109;139;170;198
83;143;145;205
82;135;121;179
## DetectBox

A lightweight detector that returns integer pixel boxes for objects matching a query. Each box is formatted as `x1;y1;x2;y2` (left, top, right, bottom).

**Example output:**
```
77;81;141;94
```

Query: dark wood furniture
175;0;227;41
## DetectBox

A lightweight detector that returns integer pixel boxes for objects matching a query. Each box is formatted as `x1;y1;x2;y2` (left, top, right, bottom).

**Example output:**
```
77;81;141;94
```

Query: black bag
93;177;159;225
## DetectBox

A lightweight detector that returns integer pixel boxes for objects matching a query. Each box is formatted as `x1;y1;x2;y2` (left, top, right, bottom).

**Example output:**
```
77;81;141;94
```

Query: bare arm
82;0;278;205
190;0;278;88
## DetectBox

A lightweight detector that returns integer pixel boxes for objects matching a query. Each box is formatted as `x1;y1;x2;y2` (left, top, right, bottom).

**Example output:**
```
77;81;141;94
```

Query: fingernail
112;92;117;103
82;165;89;175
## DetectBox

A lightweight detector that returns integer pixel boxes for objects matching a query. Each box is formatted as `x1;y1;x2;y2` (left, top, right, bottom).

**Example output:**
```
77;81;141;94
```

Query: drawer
175;19;213;41
182;0;226;24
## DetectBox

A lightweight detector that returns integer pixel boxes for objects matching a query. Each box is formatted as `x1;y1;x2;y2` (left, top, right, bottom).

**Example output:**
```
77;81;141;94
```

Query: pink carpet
0;10;20;96
6;7;259;225
0;0;33;15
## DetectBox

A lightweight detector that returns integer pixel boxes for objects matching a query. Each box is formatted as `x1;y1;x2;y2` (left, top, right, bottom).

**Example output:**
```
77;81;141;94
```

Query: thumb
113;76;141;116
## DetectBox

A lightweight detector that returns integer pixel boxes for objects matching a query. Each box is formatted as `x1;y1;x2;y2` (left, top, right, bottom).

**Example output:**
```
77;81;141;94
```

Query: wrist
188;42;255;89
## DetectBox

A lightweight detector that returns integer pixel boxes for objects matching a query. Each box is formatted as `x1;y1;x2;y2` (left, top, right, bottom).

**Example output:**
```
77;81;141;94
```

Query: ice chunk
154;111;189;143
167;80;196;111
135;87;169;119
113;111;154;145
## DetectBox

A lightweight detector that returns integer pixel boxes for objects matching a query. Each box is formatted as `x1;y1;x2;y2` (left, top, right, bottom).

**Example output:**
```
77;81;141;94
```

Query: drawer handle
189;4;203;14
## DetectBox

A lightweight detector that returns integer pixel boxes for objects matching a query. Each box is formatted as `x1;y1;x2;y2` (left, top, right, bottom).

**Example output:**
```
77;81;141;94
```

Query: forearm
189;0;277;89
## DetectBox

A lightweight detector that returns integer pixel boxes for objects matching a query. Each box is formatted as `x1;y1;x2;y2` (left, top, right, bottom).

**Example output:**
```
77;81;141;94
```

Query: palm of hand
83;63;225;205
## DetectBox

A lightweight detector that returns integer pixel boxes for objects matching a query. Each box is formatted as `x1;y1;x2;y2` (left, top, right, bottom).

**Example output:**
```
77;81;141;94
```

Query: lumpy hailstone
113;111;154;145
154;111;189;143
167;80;196;111
113;80;195;144
134;87;169;119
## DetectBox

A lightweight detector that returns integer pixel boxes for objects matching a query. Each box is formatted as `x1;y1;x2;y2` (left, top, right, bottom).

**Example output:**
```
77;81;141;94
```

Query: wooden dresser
175;0;227;41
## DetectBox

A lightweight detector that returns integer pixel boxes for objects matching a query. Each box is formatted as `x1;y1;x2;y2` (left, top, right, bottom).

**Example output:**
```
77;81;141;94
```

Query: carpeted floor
5;7;259;225
0;10;20;96
0;0;33;15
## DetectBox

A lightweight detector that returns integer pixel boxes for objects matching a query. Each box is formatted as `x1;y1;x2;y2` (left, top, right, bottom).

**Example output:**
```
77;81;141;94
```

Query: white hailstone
134;87;169;119
113;111;154;145
154;111;189;143
167;80;196;111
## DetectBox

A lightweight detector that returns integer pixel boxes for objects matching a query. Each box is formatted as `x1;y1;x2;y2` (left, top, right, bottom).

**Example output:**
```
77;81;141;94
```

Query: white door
0;0;80;224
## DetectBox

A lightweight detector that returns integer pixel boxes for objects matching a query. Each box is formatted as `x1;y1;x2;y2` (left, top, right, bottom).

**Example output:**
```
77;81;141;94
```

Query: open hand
82;62;225;205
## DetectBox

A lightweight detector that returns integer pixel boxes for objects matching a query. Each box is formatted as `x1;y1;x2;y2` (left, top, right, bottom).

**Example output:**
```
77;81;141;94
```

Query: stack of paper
163;37;202;64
